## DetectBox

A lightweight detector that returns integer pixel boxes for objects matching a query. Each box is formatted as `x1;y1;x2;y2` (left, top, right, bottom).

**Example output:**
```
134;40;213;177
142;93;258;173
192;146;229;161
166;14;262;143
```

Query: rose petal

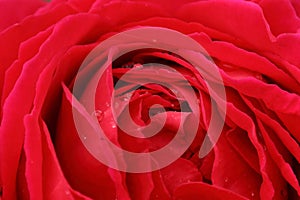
56;84;130;199
90;1;166;27
21;115;92;199
177;0;275;49
0;12;104;199
272;28;300;67
242;96;300;196
174;182;248;200
198;151;214;181
226;128;260;174
246;100;300;163
177;0;300;67
121;17;240;50
0;0;46;32
16;56;91;199
291;0;300;17
258;120;300;196
68;0;96;12
1;28;52;109
16;149;30;199
150;171;171;199
212;128;262;199
0;3;77;115
23;115;43;199
189;32;300;94
160;158;202;194
126;173;154;200
221;70;300;143
259;0;300;36
225;103;275;199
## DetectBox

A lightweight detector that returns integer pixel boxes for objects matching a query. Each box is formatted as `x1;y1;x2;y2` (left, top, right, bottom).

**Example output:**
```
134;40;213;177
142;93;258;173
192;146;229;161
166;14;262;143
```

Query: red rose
1;0;300;200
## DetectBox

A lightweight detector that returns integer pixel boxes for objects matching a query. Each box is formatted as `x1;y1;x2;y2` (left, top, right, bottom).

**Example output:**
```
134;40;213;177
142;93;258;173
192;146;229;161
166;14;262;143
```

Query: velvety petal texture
0;0;46;32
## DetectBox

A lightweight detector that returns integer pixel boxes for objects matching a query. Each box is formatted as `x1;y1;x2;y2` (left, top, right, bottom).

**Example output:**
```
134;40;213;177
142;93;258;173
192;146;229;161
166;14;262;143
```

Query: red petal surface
174;182;248;200
0;0;45;32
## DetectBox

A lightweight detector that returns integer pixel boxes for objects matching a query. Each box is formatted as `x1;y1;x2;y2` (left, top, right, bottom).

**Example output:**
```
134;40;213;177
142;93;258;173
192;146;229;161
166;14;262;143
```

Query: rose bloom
1;0;300;200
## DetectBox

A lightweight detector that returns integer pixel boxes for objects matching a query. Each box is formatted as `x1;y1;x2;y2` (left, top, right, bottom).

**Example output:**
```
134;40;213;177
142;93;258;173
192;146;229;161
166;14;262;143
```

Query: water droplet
112;124;117;129
121;62;134;68
105;102;110;107
280;189;287;196
263;145;267;151
224;177;229;183
255;74;262;80
121;96;128;101
171;104;175;107
257;131;263;139
172;89;178;95
121;93;131;101
93;110;104;122
65;190;71;195
114;102;119;109
251;192;255;197
134;64;143;69
191;77;197;81
83;136;87;140
168;68;177;72
152;39;157;43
